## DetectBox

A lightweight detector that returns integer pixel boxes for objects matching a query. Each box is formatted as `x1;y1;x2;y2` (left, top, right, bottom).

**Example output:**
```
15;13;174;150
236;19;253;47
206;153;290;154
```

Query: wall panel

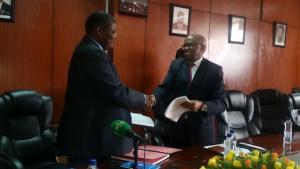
298;31;300;86
52;0;104;123
143;3;178;94
257;22;298;92
190;10;210;56
262;0;300;28
209;14;260;93
211;0;261;20
0;1;53;95
150;0;210;11
113;2;146;91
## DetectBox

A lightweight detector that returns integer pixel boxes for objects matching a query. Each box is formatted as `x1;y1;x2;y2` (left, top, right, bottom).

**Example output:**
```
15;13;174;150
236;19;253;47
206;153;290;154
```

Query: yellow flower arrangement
200;150;300;169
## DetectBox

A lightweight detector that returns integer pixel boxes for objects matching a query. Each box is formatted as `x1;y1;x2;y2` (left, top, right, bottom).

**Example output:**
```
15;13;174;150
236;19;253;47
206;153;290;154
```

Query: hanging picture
228;15;246;44
119;0;148;17
169;3;191;37
273;22;287;48
0;0;14;22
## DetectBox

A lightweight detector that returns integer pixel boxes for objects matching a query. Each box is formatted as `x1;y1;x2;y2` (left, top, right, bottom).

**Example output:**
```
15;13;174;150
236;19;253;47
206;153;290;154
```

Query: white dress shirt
190;57;203;81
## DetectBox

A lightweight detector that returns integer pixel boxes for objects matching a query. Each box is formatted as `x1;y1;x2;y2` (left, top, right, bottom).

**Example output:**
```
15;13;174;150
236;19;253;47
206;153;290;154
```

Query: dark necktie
188;62;195;86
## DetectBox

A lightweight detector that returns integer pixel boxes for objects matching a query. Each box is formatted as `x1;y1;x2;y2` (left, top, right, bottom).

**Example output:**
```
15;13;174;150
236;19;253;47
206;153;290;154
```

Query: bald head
85;11;115;34
183;34;207;62
185;34;207;52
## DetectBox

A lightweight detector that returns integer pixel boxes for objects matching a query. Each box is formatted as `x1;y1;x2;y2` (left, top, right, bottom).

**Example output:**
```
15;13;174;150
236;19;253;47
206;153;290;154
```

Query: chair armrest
0;153;24;169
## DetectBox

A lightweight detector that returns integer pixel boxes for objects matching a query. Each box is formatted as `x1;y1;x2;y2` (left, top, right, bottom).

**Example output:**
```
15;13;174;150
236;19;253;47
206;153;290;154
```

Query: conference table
99;132;300;169
158;132;300;169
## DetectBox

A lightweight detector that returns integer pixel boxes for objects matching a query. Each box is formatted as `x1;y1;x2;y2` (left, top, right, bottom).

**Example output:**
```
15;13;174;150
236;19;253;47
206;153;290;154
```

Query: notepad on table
111;149;169;165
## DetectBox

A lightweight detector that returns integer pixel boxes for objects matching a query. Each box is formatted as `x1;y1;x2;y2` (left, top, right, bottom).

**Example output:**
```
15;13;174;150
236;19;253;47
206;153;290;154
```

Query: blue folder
120;161;160;169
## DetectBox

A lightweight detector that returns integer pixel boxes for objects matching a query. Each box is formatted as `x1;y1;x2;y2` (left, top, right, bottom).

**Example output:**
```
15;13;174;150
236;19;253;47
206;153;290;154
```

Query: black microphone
111;120;143;142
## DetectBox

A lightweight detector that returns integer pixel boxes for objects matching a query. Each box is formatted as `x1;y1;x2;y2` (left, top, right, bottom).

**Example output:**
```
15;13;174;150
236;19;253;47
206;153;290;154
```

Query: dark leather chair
0;90;66;169
288;93;300;131
250;89;290;135
142;118;171;146
291;87;300;93
0;153;23;169
219;90;259;140
152;118;172;146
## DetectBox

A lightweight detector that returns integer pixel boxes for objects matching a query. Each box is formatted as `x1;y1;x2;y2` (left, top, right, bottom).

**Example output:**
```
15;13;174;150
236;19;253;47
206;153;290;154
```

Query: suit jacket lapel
182;59;190;87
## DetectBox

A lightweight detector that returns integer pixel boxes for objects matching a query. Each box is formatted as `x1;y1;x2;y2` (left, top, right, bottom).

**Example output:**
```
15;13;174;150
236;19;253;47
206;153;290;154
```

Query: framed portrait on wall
228;15;246;44
169;3;191;37
273;22;287;48
0;0;14;22
119;0;148;17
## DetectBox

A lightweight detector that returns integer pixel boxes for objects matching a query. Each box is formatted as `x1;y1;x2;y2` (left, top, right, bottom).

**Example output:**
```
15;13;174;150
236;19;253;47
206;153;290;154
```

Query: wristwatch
200;103;208;112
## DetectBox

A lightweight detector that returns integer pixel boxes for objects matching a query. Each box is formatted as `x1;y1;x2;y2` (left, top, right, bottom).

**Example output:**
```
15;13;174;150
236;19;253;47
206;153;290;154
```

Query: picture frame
0;0;14;23
169;3;191;37
228;15;246;44
119;0;148;17
273;22;287;48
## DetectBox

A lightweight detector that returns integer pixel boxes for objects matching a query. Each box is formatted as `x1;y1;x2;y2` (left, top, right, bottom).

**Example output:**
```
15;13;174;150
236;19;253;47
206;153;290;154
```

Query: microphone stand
132;137;139;169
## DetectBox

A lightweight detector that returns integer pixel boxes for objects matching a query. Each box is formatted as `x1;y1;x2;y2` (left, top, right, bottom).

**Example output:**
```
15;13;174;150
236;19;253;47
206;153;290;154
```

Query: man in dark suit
153;34;226;148
0;0;11;16
57;11;155;167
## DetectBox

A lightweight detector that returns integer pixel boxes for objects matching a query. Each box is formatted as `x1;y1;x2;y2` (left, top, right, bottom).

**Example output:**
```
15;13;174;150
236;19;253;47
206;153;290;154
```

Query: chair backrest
250;89;290;135
291;87;300;93
0;90;59;168
152;118;173;146
289;93;300;131
220;90;259;139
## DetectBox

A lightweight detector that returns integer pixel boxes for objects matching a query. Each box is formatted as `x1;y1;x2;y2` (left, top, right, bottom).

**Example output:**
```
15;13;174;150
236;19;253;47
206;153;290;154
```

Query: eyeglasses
183;43;201;48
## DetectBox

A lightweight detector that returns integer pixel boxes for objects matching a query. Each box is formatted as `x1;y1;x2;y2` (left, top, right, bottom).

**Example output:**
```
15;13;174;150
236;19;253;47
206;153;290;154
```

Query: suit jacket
153;57;226;146
57;37;145;157
172;22;188;31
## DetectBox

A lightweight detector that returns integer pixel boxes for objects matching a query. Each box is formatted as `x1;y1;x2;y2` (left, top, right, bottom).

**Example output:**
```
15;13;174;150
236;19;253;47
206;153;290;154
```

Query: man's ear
201;45;207;53
96;26;102;36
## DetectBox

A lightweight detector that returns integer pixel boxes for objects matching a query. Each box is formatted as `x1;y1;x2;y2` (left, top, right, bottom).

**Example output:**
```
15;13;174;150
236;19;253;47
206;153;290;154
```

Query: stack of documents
164;96;190;122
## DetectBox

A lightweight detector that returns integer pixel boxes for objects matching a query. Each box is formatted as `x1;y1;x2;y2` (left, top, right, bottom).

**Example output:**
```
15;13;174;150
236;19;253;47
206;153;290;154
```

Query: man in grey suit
153;34;226;148
57;11;155;167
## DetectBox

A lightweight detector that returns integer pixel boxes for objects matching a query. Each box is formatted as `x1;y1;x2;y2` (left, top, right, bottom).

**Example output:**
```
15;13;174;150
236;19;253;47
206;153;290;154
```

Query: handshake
144;94;156;112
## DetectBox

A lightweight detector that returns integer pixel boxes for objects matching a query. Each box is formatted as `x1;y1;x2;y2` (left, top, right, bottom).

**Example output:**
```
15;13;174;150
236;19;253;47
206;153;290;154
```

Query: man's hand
145;94;156;112
180;100;203;112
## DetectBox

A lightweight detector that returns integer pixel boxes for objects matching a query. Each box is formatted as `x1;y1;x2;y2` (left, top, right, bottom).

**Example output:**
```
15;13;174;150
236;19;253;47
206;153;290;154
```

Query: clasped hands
180;100;204;112
145;94;156;112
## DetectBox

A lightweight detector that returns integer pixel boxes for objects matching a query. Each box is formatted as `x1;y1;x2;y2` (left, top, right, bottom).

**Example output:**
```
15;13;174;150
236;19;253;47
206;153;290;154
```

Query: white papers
238;142;267;151
130;112;154;127
164;96;190;122
204;143;223;149
204;143;251;155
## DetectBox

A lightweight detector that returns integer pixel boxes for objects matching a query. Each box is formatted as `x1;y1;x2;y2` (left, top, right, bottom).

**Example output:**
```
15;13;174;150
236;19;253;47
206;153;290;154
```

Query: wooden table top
77;132;300;169
158;132;300;169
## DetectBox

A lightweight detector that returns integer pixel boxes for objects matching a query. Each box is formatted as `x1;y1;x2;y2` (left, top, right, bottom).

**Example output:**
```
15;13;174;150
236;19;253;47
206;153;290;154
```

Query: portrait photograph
169;4;191;37
228;15;246;44
0;0;14;22
273;22;287;48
